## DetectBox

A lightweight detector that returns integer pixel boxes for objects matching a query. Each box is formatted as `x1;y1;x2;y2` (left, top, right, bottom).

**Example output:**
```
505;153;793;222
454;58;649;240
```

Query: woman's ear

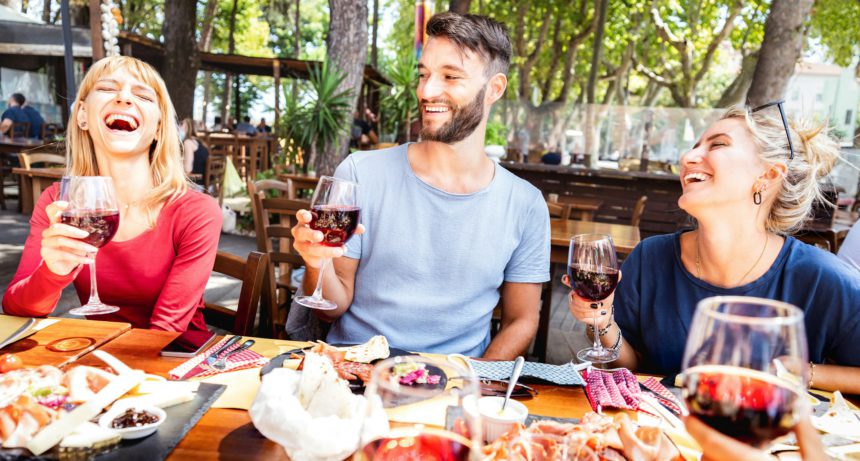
763;163;787;184
76;103;88;130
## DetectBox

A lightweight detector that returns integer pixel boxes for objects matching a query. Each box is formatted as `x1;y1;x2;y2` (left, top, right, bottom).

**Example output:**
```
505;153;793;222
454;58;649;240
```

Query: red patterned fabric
169;336;268;379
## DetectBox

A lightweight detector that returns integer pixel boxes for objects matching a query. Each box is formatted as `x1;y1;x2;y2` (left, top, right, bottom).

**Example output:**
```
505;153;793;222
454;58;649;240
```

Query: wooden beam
273;59;280;134
88;0;104;61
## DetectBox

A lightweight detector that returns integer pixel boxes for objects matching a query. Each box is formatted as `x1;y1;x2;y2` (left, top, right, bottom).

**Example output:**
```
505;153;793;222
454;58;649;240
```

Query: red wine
310;205;360;247
683;365;800;447
60;210;120;248
568;264;619;301
357;431;472;461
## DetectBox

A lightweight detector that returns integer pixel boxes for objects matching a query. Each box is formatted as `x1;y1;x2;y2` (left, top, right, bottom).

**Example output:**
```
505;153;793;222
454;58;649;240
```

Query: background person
2;56;222;334
180;117;209;182
0;93;29;137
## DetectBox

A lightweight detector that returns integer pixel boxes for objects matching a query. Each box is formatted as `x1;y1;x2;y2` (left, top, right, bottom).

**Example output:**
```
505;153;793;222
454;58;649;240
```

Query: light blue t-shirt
327;144;551;356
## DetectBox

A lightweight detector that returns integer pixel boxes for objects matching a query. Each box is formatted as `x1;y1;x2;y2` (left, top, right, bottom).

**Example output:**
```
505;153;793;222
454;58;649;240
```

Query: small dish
477;396;528;442
98;403;166;440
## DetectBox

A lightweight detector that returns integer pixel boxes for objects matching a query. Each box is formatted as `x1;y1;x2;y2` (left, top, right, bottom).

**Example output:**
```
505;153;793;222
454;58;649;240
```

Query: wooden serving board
0;318;132;368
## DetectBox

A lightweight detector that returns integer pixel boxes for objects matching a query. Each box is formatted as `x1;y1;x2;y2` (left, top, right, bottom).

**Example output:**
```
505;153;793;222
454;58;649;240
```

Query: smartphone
160;329;218;357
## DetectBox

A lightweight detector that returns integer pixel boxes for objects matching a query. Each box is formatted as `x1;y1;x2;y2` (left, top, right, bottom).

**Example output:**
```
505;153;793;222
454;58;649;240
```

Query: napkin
464;358;585;386
582;368;640;411
168;336;269;380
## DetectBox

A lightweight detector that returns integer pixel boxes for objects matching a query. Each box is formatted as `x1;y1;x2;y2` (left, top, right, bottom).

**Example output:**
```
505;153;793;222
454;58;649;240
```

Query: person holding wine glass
3;56;222;334
289;12;550;359
565;103;860;393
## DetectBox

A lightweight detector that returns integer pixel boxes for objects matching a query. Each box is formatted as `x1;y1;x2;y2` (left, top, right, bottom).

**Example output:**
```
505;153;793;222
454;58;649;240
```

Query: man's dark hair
425;12;512;76
214;116;222;124
244;116;251;123
10;93;25;105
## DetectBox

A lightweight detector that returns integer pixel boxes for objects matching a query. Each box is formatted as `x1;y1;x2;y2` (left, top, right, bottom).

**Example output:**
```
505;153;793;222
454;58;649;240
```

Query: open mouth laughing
683;172;712;185
103;113;140;132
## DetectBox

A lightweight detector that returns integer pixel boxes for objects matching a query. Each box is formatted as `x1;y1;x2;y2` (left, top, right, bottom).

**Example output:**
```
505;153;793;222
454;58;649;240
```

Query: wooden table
1;317;131;368
12;167;63;214
33;326;593;460
0;137;52;210
276;173;320;199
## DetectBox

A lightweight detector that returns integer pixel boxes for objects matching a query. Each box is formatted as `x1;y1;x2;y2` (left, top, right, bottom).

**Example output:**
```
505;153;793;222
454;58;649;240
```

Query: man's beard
419;86;485;144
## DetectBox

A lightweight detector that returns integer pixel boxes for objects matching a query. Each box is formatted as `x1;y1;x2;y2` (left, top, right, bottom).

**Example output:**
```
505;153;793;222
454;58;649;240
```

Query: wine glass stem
592;310;602;353
310;258;330;301
86;259;102;306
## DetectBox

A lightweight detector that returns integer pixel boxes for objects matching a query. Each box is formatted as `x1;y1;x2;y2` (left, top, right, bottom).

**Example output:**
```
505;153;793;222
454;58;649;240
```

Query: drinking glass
569;234;620;363
355;356;482;460
681;296;808;448
295;175;360;310
60;176;121;315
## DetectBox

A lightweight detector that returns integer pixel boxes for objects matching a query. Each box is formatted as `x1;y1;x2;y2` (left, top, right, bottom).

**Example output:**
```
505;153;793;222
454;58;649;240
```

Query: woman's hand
616;414;679;461
291;209;364;270
562;272;620;331
39;201;98;276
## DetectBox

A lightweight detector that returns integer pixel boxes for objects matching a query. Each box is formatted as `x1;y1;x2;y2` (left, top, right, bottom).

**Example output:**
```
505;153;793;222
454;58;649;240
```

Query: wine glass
569;234;620;363
355;356;482;460
295;175;360;310
60;176;121;315
680;296;808;448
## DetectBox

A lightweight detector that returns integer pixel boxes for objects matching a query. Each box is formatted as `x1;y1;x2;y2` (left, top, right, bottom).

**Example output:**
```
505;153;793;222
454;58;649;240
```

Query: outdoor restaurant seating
247;178;308;338
9;122;30;139
17;152;65;170
204;153;226;204
203;251;268;336
630;195;648;228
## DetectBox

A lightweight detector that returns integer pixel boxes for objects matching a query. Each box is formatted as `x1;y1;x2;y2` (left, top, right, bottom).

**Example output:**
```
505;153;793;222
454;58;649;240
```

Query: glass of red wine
295;175;360;310
681;296;808;448
569;234;620;364
59;176;121;315
355;356;481;461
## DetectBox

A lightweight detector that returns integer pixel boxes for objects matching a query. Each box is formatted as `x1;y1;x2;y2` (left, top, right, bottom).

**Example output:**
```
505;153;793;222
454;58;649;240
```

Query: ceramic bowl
98;403;166;440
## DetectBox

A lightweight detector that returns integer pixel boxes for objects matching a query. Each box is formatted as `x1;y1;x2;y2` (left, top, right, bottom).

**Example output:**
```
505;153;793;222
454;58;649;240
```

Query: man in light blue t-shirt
290;12;550;359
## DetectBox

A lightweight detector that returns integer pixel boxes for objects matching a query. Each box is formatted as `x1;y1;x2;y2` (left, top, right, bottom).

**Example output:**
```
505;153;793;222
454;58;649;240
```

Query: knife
177;336;241;380
206;335;242;366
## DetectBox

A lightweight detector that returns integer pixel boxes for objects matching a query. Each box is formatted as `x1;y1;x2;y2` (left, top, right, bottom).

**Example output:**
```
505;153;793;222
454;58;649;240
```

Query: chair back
630;195;648;228
205;153;227;203
247;179;309;338
10;121;30;138
40;123;63;140
18;152;66;170
546;202;570;220
204;251;268;336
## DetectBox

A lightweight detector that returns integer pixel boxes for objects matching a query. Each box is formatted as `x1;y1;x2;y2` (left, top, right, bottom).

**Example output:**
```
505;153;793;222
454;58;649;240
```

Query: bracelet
609;328;623;352
808;362;816;390
596;305;615;336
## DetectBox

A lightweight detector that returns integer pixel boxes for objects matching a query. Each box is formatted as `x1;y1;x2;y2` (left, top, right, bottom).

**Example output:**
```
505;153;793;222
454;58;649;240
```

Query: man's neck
409;128;495;194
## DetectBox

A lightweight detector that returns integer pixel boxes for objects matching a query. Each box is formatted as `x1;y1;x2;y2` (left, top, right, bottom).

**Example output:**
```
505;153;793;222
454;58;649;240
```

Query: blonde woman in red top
2;56;221;333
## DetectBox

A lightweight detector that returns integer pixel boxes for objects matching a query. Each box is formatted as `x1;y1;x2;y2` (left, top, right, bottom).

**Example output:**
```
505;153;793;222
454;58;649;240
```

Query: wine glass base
294;295;338;310
68;303;119;316
577;347;619;364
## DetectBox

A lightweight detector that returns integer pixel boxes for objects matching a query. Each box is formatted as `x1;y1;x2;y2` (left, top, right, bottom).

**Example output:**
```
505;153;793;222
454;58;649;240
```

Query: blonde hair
720;105;840;234
66;56;188;226
180;117;197;139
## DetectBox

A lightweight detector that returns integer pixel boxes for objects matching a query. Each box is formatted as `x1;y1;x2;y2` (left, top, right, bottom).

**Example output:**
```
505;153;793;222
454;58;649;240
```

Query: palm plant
380;54;419;142
280;60;353;174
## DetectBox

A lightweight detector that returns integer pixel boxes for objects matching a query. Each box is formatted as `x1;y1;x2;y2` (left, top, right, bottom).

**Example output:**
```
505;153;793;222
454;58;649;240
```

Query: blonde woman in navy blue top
565;105;860;394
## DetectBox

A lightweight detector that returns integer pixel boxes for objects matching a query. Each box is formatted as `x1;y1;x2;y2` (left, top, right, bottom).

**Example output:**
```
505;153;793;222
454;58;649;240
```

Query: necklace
695;231;768;286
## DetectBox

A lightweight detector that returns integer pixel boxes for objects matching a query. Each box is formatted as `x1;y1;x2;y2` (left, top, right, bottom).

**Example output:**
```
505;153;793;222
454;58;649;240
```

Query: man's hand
291;209;365;269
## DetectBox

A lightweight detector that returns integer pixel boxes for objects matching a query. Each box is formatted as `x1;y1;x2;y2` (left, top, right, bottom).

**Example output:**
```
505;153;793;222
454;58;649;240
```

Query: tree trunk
42;0;50;23
162;0;199;120
747;0;814;107
292;0;301;101
449;0;469;14
717;52;759;107
21;0;27;14
371;0;379;68
586;0;608;104
221;0;239;124
198;0;218;126
69;0;88;26
319;0;368;176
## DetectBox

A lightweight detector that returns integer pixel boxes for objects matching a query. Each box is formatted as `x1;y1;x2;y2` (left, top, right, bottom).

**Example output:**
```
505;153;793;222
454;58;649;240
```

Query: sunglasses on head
750;99;795;161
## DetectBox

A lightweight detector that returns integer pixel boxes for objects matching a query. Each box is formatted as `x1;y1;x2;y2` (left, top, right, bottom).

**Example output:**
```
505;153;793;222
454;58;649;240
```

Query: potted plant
380;54;419;143
484;120;508;162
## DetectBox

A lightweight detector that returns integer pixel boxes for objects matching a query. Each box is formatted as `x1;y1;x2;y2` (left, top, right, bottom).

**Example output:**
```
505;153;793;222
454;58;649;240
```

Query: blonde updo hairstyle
720;106;840;235
66;56;188;226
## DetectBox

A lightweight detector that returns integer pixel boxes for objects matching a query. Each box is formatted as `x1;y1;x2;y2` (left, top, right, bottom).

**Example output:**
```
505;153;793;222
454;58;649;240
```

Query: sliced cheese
27;370;145;455
59;422;121;448
117;391;195;409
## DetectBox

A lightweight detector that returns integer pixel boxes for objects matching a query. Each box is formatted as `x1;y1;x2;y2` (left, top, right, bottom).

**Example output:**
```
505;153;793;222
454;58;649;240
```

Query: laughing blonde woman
3;56;221;334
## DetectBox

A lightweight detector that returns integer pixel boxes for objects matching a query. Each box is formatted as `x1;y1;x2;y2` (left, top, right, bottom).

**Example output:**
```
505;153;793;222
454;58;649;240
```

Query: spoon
501;356;525;412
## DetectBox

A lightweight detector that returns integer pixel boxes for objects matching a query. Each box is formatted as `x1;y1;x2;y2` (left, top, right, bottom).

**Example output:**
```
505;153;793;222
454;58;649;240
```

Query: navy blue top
1;107;29;136
615;231;860;375
22;106;44;138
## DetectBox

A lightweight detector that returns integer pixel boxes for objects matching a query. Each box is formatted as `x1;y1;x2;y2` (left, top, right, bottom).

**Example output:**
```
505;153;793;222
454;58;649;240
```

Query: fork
211;339;255;370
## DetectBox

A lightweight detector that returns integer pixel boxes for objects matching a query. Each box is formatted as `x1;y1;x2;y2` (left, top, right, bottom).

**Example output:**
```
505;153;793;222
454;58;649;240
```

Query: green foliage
280;61;353;161
119;0;165;37
809;0;860;68
485;121;508;146
264;0;329;59
379;54;419;140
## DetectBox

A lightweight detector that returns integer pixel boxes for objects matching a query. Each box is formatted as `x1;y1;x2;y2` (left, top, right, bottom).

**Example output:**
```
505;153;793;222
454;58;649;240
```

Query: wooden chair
547;202;570;220
204;154;226;204
18;152;66;169
630;195;648;228
203;251;268;336
248;179;310;338
40;123;63;140
9;121;30;138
